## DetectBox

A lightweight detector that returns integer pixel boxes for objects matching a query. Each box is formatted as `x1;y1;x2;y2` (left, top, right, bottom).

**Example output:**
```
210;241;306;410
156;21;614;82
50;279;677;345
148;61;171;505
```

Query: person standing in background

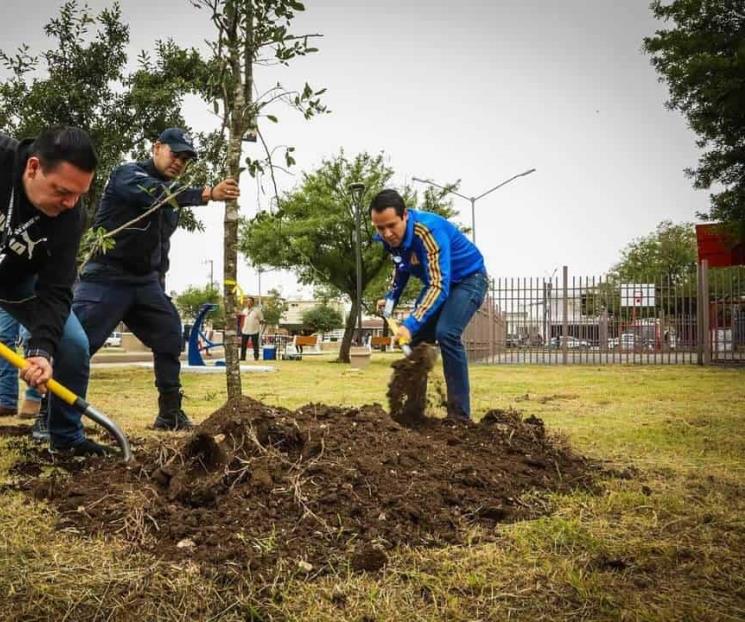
240;297;264;361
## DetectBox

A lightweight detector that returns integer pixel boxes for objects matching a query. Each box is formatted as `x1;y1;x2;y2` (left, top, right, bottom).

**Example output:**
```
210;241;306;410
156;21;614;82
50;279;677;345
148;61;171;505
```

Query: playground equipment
188;303;225;366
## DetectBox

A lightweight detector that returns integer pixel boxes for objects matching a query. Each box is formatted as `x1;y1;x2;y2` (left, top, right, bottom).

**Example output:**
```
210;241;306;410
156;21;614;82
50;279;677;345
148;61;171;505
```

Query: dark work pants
73;279;183;393
240;333;260;361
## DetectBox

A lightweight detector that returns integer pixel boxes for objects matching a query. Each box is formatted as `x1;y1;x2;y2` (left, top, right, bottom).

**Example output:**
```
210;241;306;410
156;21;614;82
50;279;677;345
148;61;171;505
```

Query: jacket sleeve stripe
413;224;444;321
414;225;442;317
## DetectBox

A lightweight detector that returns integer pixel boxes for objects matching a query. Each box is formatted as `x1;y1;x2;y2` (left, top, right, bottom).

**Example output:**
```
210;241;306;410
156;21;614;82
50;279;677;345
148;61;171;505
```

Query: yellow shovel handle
0;341;76;404
0;340;132;460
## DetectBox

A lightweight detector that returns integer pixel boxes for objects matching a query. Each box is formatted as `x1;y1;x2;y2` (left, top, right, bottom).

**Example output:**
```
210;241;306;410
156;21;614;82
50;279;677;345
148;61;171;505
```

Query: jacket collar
139;158;167;181
400;208;416;250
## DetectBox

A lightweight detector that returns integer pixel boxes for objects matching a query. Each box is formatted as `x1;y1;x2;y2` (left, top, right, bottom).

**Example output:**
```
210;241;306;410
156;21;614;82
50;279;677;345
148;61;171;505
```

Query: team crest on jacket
410;252;419;266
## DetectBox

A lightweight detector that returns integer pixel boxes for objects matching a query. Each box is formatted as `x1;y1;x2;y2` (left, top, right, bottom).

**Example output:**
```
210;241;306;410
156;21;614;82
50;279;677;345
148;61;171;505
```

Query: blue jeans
0;308;20;409
0;313;43;410
0;278;90;446
412;270;489;419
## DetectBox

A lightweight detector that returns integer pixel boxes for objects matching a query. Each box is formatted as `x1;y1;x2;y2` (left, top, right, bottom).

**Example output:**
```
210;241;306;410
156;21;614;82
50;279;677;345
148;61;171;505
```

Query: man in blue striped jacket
371;189;488;421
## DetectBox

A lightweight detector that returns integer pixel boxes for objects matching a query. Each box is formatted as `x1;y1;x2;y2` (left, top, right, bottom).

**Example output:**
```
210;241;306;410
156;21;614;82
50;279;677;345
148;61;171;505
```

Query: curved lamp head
348;182;366;206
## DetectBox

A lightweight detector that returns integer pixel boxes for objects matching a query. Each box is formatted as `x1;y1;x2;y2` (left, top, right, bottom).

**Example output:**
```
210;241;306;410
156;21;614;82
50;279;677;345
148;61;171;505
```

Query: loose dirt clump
387;343;439;426
3;398;593;583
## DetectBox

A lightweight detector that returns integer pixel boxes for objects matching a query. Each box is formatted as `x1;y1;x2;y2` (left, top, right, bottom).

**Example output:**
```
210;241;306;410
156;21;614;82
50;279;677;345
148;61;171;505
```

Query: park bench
283;334;321;359
370;335;394;349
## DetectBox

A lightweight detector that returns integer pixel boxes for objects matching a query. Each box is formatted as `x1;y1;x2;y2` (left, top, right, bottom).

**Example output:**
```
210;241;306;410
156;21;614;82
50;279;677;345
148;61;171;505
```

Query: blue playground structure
188;303;224;366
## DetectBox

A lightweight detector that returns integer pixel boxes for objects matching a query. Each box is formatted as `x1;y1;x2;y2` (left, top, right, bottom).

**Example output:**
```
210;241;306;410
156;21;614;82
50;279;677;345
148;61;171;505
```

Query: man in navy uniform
66;128;239;431
371;189;488;421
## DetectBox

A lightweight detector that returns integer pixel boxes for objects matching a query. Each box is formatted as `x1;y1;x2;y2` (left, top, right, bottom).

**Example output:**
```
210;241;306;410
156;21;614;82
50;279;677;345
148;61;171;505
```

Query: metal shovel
0;341;133;461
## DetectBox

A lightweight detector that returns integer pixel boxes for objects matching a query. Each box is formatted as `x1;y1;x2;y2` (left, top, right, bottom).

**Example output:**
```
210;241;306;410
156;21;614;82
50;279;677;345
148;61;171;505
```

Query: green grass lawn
1;357;743;621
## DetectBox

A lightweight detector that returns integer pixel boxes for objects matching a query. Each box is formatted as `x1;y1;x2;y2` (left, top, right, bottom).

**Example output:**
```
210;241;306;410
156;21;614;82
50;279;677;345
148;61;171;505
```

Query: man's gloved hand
207;178;240;202
378;298;395;318
395;324;412;346
21;356;51;394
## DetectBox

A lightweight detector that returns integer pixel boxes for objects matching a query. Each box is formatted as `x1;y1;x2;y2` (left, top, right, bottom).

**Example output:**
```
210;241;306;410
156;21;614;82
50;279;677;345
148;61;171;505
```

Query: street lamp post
412;168;536;244
203;259;215;290
349;182;366;346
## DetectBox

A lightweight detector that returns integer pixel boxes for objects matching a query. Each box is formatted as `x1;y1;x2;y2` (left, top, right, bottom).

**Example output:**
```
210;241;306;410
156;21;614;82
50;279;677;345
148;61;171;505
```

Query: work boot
153;390;193;431
31;397;50;442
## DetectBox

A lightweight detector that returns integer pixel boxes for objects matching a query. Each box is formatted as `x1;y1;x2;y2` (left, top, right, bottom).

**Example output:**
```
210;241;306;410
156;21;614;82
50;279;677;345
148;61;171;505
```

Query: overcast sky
2;0;708;297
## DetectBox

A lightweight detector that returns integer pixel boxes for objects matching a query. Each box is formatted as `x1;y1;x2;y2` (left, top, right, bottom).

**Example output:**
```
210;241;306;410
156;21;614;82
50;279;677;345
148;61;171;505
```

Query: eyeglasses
170;151;193;164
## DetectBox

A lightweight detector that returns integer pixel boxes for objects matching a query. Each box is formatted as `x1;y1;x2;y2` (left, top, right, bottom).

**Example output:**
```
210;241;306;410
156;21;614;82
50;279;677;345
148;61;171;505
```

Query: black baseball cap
157;128;197;158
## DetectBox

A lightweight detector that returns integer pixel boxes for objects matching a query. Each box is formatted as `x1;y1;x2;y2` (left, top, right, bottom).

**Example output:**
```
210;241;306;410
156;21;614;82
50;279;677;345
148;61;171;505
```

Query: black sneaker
52;438;111;457
31;396;50;442
31;412;50;442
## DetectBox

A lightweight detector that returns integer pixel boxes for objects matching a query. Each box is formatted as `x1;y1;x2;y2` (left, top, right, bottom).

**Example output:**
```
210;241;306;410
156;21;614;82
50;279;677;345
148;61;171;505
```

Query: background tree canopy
301;304;343;334
0;1;204;225
260;288;289;327
612;220;697;283
173;284;225;329
644;0;745;232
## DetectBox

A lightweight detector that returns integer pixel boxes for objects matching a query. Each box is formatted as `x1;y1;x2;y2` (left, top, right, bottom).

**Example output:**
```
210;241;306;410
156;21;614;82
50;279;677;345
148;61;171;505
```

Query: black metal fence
465;263;745;365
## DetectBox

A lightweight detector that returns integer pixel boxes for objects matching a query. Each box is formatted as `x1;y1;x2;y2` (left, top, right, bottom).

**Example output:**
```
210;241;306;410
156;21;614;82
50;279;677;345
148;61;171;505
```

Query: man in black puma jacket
0;127;108;456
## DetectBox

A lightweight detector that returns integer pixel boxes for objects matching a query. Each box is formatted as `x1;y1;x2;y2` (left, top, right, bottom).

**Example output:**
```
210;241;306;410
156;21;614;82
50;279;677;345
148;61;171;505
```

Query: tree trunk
338;297;359;363
222;76;246;402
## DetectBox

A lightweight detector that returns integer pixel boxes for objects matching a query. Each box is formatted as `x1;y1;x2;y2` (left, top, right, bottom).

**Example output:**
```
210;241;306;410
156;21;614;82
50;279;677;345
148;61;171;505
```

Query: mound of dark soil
3;398;592;582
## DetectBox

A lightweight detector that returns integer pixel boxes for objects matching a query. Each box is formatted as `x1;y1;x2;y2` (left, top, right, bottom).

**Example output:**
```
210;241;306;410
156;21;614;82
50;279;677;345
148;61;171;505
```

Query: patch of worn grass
0;360;743;620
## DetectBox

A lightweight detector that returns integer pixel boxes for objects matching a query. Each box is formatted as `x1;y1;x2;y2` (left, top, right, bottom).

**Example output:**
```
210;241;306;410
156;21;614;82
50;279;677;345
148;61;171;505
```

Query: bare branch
256;90;298;108
256;128;281;208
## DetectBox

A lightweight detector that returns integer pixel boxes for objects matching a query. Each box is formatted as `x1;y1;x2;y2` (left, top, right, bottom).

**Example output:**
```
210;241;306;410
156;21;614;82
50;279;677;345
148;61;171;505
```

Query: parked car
549;336;589;349
608;333;655;350
506;334;522;347
104;332;122;348
609;333;633;349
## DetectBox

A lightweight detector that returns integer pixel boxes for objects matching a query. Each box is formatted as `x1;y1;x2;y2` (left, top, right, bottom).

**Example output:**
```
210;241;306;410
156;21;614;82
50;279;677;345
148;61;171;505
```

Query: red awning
696;224;745;268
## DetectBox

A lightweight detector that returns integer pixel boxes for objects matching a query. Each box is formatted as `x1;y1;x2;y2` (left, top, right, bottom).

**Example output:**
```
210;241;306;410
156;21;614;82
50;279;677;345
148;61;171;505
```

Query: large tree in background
0;1;199;223
240;151;459;362
187;0;327;400
613;220;697;283
644;0;745;231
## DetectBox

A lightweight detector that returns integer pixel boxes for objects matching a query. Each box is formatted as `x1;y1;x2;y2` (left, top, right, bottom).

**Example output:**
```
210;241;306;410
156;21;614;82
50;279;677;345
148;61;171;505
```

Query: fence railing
464;263;745;365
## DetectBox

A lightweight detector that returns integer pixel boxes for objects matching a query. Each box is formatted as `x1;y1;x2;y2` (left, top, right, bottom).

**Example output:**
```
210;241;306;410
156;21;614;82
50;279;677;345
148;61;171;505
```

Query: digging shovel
0;341;133;461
